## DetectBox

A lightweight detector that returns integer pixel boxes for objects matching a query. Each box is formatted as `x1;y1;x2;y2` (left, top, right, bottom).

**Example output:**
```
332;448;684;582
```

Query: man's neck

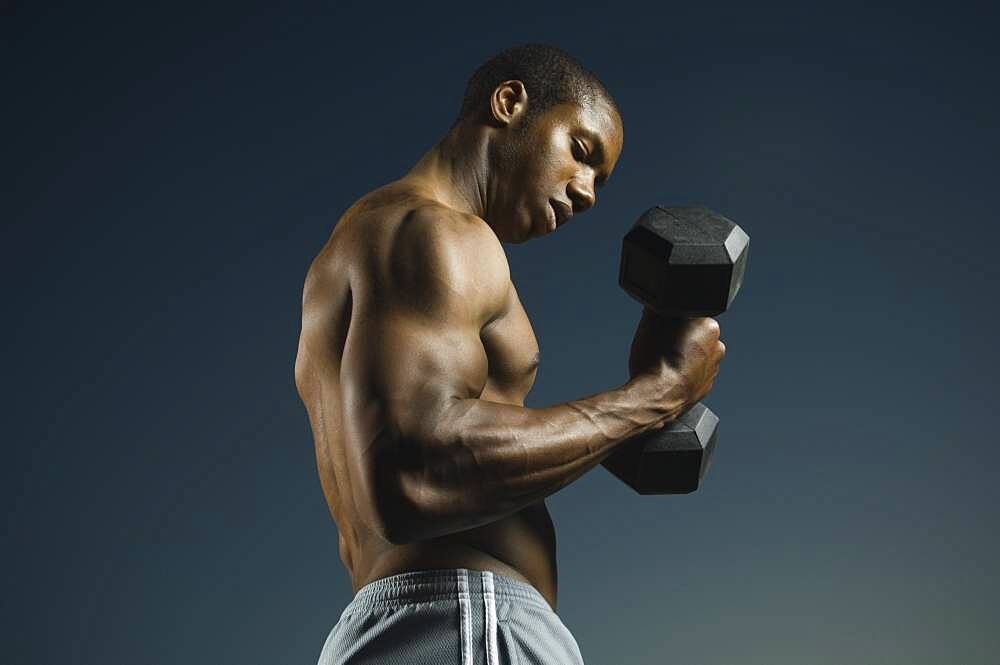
404;121;491;222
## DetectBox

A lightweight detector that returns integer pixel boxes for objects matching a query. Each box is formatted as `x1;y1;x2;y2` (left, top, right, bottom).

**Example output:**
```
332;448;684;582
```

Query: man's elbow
356;427;445;545
368;472;427;545
380;515;420;545
374;497;427;545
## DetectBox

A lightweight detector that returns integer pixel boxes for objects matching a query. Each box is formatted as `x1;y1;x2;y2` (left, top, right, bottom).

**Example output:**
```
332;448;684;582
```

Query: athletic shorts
316;568;586;665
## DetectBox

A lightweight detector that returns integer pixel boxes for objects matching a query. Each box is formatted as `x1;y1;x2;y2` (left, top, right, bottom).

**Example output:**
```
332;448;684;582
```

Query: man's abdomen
353;500;558;611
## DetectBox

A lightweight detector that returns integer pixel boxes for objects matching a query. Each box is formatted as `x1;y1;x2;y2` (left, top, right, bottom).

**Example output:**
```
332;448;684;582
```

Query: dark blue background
5;2;998;663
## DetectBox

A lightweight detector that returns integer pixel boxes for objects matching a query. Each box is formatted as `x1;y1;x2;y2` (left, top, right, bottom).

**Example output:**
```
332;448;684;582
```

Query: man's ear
489;80;528;127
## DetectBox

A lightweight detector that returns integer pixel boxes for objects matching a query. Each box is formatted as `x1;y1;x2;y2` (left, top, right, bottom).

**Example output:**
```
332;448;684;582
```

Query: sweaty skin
294;81;724;611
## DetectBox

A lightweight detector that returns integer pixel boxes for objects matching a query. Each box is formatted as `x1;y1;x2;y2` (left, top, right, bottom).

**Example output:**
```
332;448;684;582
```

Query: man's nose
567;176;596;213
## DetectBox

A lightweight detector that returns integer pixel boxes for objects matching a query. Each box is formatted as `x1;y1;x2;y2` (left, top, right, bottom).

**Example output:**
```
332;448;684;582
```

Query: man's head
454;44;624;242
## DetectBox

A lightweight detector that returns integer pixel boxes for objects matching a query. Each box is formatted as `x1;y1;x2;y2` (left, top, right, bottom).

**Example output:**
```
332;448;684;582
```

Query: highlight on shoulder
386;203;512;326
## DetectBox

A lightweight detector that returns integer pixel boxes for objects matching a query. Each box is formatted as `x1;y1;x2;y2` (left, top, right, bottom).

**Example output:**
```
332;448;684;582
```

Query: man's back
295;179;561;607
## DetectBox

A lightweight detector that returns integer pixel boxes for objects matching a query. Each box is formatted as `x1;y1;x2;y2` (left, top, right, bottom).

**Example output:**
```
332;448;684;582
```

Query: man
295;44;725;665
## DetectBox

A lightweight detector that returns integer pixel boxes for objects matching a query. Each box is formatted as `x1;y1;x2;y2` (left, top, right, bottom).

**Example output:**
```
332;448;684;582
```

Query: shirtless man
295;44;725;665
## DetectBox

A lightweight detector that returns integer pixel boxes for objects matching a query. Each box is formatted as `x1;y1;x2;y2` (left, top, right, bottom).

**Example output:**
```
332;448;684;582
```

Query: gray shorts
316;568;586;665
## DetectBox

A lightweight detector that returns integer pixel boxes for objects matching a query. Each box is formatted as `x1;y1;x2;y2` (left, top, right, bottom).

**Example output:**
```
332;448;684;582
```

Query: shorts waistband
346;568;552;613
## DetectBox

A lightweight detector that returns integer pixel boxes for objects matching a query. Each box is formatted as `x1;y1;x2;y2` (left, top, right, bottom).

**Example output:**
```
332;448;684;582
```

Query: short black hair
453;44;620;128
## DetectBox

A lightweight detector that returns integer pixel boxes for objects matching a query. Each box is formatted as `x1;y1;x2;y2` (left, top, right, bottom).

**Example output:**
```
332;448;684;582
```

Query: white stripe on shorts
484;571;499;665
458;569;473;665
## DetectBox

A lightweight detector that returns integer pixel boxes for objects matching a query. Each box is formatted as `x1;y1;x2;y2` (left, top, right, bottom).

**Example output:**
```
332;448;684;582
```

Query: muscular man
295;44;725;665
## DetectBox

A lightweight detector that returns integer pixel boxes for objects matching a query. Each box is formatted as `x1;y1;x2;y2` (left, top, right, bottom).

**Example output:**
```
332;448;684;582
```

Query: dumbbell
601;206;750;495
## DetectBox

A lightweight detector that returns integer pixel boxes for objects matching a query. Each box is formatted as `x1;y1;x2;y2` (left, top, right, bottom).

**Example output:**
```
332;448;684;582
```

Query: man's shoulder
323;182;500;260
325;186;510;318
341;183;500;250
377;194;506;279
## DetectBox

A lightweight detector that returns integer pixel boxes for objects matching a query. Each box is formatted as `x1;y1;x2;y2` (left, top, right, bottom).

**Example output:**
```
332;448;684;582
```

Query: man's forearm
388;374;685;543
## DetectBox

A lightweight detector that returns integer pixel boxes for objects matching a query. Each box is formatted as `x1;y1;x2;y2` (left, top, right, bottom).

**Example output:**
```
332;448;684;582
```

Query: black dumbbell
602;206;750;494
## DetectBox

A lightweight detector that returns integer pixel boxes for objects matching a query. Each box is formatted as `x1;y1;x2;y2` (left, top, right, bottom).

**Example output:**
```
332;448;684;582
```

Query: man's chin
515;215;537;242
504;209;544;243
530;208;554;238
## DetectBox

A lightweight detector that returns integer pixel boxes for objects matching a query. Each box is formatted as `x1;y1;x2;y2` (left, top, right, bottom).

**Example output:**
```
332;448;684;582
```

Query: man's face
490;97;623;243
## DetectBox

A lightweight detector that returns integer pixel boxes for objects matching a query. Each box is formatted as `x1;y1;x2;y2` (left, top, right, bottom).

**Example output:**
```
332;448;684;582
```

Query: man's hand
628;305;726;416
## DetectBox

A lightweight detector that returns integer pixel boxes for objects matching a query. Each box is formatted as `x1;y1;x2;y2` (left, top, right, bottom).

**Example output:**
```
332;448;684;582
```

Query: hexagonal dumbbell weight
602;206;750;494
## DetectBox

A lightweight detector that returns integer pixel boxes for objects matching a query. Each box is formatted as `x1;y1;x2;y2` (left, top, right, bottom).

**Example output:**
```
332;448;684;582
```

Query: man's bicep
342;308;490;447
336;305;493;541
347;211;508;438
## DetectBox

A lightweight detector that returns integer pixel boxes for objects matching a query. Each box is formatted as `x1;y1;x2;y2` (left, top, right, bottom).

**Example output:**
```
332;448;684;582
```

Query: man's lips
550;200;573;227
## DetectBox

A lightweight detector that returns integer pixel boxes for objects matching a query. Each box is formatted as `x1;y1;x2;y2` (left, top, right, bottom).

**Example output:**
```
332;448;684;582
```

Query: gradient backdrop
5;2;998;663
